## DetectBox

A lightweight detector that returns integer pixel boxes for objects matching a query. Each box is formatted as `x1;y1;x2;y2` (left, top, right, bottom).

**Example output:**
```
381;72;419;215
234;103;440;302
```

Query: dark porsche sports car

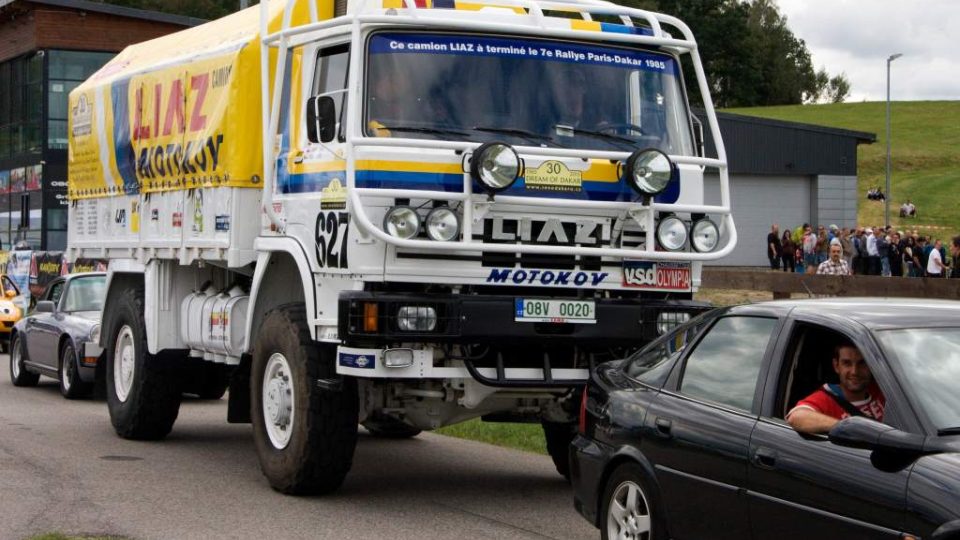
9;273;106;398
571;298;960;540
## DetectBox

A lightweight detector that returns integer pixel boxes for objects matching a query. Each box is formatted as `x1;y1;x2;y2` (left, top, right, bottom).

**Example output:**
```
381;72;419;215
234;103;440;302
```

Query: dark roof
728;298;960;330
716;111;876;144
695;109;877;177
0;0;205;27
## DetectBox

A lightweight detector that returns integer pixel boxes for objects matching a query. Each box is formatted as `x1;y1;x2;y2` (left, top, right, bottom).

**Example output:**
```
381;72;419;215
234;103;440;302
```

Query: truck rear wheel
251;304;358;495
106;286;183;440
542;420;577;480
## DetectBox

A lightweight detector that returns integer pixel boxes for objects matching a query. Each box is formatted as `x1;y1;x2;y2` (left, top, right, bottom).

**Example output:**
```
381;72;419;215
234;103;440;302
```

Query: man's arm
787;407;839;434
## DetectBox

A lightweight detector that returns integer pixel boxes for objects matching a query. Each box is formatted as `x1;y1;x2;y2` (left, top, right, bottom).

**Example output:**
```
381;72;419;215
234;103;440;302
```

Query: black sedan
9;273;106;398
571;298;960;540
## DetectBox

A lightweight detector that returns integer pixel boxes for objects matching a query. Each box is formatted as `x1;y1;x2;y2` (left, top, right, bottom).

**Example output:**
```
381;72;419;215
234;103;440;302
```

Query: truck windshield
365;32;695;155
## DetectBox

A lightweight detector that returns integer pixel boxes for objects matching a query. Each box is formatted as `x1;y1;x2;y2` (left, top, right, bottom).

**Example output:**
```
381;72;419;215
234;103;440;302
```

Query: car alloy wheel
61;351;72;393
607;479;653;540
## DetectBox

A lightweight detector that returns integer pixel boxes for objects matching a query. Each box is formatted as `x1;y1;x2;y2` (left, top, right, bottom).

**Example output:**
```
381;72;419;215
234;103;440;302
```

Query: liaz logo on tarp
623;260;692;291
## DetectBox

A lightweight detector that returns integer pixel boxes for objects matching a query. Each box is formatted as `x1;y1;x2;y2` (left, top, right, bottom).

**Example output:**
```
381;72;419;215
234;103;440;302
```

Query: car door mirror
828;416;926;454
35;300;55;313
306;95;337;144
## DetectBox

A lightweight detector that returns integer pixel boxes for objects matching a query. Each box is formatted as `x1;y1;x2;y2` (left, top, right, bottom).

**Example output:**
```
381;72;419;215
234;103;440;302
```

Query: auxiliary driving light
656;215;688;251
470;142;521;193
397;306;437;332
657;312;692;335
384;348;415;368
425;207;460;242
384;206;421;239
624;148;674;196
691;219;720;252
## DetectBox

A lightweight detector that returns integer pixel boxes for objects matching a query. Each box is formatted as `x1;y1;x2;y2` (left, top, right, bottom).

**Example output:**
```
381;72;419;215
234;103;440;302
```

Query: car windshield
365;32;694;155
63;275;106;312
876;327;960;433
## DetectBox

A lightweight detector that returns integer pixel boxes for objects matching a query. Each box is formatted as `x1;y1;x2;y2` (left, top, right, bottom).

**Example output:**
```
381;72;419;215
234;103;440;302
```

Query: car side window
46;281;65;306
313;44;350;141
625;317;709;387
679;316;778;411
2;275;18;295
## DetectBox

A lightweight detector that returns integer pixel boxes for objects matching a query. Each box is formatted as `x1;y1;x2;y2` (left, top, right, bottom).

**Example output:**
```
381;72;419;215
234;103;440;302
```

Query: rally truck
67;0;736;494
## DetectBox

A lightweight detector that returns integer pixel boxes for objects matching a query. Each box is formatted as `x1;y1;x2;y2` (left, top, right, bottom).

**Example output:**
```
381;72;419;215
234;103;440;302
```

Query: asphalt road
0;355;596;540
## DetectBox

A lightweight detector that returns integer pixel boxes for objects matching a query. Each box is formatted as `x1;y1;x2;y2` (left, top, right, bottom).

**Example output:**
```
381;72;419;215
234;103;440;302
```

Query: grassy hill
724;101;960;237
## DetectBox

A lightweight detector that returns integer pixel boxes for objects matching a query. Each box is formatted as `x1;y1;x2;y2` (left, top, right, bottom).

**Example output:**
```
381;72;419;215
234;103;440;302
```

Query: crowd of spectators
766;222;960;278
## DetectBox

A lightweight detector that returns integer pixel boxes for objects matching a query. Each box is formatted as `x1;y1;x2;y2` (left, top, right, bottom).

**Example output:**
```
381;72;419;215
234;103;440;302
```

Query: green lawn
435;418;548;455
725;101;960;234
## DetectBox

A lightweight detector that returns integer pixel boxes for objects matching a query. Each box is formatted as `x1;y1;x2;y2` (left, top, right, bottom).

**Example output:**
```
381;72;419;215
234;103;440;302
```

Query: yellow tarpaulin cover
68;1;329;200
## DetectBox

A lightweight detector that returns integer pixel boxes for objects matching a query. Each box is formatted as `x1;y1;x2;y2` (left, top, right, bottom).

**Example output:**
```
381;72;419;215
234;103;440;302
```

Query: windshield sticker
369;34;676;75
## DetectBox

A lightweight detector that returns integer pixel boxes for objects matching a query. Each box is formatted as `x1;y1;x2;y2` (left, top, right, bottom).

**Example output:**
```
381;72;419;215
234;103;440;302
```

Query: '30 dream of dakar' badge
321;179;348;210
524;160;582;193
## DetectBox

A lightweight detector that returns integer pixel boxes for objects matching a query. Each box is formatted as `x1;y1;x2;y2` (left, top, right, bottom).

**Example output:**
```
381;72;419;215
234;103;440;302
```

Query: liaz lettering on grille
480;216;611;270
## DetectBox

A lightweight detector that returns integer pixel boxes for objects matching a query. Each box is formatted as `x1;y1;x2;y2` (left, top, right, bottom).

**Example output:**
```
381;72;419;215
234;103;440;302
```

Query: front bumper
571;434;614;528
339;292;710;347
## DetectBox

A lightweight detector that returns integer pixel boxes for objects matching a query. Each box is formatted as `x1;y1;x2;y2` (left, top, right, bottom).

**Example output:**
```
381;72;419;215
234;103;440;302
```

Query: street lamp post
885;53;903;228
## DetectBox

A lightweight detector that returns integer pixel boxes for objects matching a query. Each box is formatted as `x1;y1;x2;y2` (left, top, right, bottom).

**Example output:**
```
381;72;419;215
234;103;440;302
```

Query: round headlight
691;219;719;252
657;216;688;251
470;142;521;193
625;148;674;195
383;206;421;239
90;323;101;344
425;207;460;242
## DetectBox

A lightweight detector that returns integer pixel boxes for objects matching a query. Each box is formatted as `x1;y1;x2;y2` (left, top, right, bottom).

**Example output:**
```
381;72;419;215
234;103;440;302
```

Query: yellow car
0;275;24;349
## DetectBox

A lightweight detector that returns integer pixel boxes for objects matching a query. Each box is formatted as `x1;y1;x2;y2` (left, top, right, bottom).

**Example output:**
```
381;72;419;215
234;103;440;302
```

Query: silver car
9;273;106;399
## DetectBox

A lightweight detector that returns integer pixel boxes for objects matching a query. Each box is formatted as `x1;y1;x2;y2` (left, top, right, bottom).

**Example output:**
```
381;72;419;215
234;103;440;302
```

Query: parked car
0;274;25;351
571;298;960;540
9;273;106;398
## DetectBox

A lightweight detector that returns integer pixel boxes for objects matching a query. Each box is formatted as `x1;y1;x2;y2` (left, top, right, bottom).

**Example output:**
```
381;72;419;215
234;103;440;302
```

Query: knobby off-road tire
251;304;358;495
542;420;577;480
106;286;183;440
362;413;422;439
59;341;92;399
600;462;666;540
9;334;39;387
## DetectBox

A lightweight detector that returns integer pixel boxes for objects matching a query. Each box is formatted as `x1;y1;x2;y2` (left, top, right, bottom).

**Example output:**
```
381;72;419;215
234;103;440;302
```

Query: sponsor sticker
623;260;692;291
321;178;348;209
524;161;582;193
215;214;231;232
486;268;609;287
339;353;375;369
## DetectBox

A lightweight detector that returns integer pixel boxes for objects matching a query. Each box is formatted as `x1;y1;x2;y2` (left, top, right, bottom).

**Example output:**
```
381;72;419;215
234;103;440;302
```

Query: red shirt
789;382;886;422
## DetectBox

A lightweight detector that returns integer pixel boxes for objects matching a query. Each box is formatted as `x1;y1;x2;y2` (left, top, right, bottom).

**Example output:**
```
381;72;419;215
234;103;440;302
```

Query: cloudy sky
777;0;960;102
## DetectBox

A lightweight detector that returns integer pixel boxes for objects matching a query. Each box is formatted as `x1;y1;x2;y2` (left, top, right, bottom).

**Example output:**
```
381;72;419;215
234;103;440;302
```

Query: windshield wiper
557;126;639;149
471;126;565;147
378;124;471;137
937;427;960;436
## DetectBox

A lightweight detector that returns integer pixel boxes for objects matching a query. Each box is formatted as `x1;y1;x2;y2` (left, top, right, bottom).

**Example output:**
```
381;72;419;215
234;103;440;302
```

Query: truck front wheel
106;286;183;440
251;304;358;495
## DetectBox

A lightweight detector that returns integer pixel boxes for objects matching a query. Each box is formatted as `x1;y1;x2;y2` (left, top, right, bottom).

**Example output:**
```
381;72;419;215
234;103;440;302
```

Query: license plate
515;298;596;324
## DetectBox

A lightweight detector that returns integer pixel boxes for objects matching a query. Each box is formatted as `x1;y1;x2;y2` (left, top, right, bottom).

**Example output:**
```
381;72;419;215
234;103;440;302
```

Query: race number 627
315;211;350;269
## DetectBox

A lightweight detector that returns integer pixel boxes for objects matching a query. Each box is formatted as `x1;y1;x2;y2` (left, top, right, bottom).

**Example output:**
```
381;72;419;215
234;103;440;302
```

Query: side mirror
35;300;55;313
828;416;926;454
5;290;15;299
306;95;337;144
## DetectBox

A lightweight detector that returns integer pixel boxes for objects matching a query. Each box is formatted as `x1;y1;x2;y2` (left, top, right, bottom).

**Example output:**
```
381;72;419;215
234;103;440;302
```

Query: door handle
753;447;777;469
654;417;673;438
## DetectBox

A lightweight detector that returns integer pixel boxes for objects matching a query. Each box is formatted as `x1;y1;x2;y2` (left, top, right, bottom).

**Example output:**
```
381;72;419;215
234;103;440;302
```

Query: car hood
72;311;101;322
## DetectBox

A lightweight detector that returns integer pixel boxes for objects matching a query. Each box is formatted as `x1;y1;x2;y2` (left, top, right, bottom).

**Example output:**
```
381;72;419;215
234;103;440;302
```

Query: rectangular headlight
656;311;691;335
384;348;415;368
397;306;437;332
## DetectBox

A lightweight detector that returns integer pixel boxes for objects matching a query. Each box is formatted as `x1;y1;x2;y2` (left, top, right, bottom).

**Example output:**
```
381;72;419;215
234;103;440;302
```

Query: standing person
851;227;865;275
816;226;829;266
864;228;879;275
781;230;796;272
877;230;891;277
817;241;850;275
950;236;960;279
802;225;817;274
927;239;946;278
840;228;855;273
767;224;782;271
888;232;903;277
903;236;917;277
919;236;931;277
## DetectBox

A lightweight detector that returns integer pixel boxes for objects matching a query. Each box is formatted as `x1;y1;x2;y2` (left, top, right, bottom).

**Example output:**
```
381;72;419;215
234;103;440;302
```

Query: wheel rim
11;338;20;379
113;326;136;403
607;479;653;540
262;353;295;450
61;347;72;392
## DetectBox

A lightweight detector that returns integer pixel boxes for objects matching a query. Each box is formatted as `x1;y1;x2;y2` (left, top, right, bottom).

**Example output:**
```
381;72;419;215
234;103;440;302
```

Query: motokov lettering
486;268;608;287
